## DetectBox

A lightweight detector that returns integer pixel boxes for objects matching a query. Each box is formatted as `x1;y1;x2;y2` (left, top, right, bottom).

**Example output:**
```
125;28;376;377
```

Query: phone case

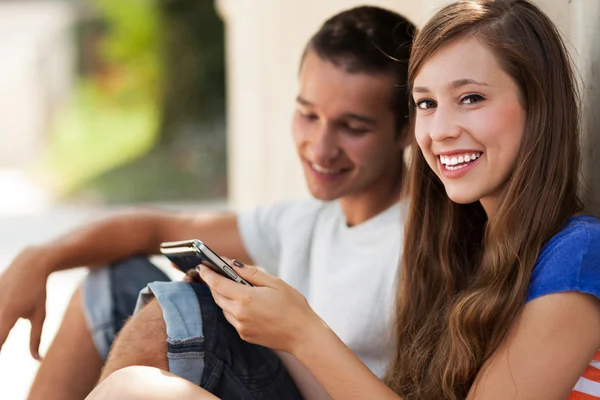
160;239;252;286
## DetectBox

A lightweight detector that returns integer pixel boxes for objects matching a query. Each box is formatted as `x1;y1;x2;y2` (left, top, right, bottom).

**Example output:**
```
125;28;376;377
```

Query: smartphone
160;239;252;286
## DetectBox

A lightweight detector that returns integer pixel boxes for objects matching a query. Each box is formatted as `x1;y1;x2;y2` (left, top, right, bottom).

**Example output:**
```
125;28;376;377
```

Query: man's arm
0;209;250;357
42;209;251;274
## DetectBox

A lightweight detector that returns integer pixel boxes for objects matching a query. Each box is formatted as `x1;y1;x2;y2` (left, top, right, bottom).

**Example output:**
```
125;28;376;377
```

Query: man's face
292;50;402;202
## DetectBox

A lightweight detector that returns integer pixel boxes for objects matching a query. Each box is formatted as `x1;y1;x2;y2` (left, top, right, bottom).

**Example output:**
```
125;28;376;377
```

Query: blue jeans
82;257;302;399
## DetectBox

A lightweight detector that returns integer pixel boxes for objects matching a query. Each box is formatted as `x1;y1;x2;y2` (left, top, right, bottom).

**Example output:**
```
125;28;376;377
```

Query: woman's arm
467;291;600;399
289;291;600;400
199;263;402;400
200;262;600;400
291;317;401;400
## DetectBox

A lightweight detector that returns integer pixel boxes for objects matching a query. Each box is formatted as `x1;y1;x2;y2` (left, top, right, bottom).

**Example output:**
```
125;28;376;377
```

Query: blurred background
0;0;227;396
0;0;598;398
0;0;227;207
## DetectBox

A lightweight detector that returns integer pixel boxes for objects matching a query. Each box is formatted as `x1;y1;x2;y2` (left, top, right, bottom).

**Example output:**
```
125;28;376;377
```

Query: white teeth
311;162;342;174
446;164;468;171
439;152;482;166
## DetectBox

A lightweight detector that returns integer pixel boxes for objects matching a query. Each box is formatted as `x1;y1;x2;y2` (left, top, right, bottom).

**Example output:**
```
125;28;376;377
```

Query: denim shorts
82;257;302;399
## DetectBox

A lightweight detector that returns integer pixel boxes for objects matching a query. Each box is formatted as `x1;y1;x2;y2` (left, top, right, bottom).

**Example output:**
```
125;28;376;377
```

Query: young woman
87;1;600;399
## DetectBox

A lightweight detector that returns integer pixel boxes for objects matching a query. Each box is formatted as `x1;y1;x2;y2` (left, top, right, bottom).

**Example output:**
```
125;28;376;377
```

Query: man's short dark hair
304;6;416;134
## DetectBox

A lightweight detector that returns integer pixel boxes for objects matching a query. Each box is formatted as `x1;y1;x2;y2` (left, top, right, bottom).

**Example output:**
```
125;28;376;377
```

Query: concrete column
219;0;600;212
572;0;600;215
0;2;75;169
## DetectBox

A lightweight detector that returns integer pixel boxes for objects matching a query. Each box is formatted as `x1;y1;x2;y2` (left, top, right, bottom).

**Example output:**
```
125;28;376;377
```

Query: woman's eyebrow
413;78;489;93
448;78;489;89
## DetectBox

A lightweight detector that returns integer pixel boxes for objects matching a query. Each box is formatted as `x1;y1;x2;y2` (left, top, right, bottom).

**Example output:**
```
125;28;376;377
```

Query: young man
0;6;415;399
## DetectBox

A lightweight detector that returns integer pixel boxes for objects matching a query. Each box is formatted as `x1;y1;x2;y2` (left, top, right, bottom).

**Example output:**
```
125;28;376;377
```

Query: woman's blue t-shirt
527;214;600;303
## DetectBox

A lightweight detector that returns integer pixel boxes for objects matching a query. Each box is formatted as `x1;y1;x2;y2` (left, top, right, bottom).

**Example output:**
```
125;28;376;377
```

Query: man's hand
0;246;53;360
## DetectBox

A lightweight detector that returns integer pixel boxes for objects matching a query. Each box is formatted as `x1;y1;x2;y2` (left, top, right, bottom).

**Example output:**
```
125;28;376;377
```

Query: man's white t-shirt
238;197;405;379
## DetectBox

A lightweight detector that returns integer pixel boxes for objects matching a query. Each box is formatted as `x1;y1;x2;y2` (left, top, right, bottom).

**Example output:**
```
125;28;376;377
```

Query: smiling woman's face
412;36;526;216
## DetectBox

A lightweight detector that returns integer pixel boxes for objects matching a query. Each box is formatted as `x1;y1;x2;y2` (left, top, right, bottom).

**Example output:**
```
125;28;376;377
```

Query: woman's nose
429;106;461;142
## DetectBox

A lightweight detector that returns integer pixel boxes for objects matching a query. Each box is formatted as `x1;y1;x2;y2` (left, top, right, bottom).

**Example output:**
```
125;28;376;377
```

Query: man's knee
81;258;170;361
100;299;168;381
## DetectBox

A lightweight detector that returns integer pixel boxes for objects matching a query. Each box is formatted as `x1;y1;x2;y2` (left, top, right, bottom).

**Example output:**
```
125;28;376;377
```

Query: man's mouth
310;162;346;174
306;161;353;178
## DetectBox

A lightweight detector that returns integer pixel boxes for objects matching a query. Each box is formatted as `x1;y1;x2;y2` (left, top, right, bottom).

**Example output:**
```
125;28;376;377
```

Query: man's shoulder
270;197;334;227
238;197;331;231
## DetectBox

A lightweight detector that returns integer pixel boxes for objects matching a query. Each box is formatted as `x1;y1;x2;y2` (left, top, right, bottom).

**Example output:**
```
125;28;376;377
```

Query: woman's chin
445;190;479;205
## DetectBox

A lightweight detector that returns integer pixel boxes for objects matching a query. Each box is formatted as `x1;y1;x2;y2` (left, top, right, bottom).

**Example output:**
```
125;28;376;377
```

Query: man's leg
88;366;219;400
100;299;168;381
28;257;170;400
28;288;103;400
98;281;303;400
101;281;206;385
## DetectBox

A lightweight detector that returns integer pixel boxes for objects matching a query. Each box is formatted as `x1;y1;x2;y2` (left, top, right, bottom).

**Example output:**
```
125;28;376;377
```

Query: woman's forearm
292;320;402;400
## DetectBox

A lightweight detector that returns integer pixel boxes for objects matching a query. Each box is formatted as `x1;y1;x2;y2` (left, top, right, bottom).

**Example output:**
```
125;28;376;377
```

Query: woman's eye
461;94;484;105
415;99;436;110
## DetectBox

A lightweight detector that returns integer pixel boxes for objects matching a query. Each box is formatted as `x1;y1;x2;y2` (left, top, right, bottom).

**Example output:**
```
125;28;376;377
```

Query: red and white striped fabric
568;351;600;399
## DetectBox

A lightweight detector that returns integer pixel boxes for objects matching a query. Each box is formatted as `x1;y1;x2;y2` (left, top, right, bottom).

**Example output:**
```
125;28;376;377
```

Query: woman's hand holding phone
182;267;203;283
198;260;324;354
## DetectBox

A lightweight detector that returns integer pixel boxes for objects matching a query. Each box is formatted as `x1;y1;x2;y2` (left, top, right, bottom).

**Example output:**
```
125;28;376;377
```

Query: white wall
0;1;75;169
218;0;600;214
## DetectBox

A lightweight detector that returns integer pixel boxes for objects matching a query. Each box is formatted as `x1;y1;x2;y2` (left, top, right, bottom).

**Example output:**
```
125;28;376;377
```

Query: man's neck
338;171;404;227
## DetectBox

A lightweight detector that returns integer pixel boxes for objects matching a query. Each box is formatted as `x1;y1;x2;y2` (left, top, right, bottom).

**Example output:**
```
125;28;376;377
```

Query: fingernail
232;259;244;268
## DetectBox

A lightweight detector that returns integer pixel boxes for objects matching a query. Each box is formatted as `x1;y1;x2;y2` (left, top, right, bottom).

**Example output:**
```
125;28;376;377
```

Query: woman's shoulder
527;215;600;302
540;215;600;255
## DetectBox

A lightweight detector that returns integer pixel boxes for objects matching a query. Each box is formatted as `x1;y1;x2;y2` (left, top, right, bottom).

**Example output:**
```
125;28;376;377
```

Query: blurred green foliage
40;81;158;196
92;0;161;102
39;0;226;203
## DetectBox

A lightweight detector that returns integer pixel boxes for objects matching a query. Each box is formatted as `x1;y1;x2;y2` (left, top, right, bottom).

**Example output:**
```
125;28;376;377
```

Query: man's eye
461;94;485;104
301;113;318;121
415;99;436;110
344;125;369;135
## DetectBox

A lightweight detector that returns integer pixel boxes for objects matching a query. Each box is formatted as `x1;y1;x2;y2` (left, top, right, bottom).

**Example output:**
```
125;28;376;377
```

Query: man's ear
396;120;413;151
396;120;414;167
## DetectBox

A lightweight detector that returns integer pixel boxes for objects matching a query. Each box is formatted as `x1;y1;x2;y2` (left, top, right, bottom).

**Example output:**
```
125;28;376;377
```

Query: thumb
29;307;46;361
231;260;278;288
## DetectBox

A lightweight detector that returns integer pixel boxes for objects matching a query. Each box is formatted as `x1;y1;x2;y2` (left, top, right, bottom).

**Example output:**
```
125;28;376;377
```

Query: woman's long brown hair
384;1;583;398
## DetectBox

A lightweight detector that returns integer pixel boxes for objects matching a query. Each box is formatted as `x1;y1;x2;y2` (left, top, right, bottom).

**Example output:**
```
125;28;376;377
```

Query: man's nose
311;125;341;161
